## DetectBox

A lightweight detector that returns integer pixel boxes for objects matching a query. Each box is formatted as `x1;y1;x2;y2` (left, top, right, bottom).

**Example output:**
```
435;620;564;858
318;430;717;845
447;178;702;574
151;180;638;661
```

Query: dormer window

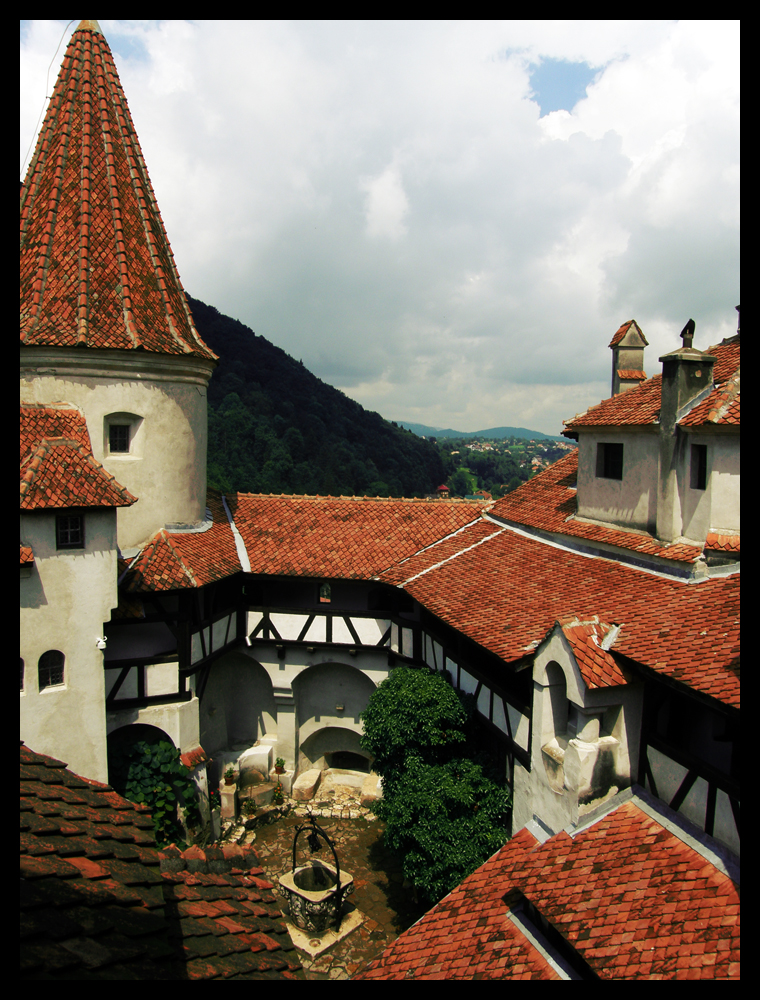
596;443;623;481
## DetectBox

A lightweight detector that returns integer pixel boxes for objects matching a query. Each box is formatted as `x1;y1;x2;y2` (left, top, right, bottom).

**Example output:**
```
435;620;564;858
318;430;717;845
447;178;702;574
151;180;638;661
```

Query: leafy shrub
110;740;199;847
361;666;511;903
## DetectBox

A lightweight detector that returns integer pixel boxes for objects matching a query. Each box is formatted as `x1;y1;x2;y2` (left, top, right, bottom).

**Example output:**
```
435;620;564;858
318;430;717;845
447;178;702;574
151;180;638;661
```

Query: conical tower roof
20;20;217;361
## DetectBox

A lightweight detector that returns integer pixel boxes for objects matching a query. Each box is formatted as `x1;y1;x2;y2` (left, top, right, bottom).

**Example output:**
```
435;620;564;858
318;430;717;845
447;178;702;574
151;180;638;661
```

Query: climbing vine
111;740;200;848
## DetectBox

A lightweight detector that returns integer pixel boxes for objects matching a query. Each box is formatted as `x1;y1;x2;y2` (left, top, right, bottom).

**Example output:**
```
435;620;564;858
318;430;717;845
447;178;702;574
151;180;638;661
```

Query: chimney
609;321;648;396
656;320;716;542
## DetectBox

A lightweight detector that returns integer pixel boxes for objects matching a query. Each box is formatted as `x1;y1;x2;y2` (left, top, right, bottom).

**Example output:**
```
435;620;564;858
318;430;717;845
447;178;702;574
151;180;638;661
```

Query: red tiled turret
20;20;217;361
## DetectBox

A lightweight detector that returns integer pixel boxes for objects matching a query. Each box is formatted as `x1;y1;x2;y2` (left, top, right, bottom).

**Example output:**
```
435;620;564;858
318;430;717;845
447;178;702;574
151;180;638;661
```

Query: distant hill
188;296;446;497
397;422;566;443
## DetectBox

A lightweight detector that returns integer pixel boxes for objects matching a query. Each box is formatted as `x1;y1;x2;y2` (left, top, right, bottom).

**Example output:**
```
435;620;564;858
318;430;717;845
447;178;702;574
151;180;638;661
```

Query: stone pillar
274;685;297;771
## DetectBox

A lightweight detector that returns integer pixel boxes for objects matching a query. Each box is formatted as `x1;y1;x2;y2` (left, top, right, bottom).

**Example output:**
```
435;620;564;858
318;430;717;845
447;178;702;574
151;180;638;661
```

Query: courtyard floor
232;773;429;979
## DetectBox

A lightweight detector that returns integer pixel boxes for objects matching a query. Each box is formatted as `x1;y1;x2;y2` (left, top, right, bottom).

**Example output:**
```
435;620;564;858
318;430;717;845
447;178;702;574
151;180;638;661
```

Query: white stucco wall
576;430;659;532
20;347;215;550
20;508;119;783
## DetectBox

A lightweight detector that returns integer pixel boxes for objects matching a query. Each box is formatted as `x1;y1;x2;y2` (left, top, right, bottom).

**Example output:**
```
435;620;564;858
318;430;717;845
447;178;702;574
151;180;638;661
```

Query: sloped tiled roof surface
123;491;242;591
355;800;739;980
20;404;137;510
20;21;216;362
609;320;648;348
230;493;487;580
21;544;34;565
565;339;739;430
679;372;740;427
617;369;648;381
489;452;705;564
555;615;627;689
20;743;302;980
379;519;740;707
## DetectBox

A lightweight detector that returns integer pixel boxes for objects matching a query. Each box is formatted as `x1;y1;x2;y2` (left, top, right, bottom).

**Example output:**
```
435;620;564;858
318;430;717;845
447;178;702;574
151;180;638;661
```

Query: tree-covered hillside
188;296;446;497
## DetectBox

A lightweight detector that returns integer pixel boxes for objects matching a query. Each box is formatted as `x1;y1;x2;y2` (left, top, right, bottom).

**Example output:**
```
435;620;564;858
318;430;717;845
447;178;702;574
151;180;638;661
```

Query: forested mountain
188;296;446;497
398;421;564;442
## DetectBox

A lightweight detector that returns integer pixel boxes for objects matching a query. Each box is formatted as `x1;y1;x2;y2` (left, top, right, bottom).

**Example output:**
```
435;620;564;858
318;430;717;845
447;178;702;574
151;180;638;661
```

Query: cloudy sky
20;20;739;435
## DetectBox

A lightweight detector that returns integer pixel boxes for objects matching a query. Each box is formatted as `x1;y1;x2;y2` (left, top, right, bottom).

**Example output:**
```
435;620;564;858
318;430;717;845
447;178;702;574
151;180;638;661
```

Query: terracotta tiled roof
230;493;488;580
679;372;740;427
489;452;705;565
617;369;648;380
354;798;739;980
123;491;242;592
20;743;302;980
565;339;739;431
20;404;137;510
609;320;648;348
20;21;216;362
705;532;740;553
379;519;739;707
20;544;34;566
554;615;627;689
179;746;209;769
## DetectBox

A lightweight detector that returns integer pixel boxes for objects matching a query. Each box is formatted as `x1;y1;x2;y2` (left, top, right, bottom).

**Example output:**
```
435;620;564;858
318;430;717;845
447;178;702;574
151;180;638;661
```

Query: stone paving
224;774;428;980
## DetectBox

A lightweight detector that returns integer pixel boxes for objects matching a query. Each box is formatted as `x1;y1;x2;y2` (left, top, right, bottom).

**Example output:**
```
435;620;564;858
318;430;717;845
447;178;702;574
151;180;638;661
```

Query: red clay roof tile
20;22;216;362
489;451;708;564
609;320;648;349
20;404;137;510
20;742;302;980
355;800;739;980
565;339;739;431
379;519;739;707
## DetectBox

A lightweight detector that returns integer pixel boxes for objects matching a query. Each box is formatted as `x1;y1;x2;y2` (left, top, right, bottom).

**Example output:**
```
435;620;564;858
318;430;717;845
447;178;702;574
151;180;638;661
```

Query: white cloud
21;20;739;434
361;163;410;239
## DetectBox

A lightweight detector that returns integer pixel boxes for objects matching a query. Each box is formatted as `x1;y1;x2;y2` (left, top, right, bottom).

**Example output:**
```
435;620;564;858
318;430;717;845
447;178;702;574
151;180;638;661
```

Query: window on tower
109;423;130;453
38;650;65;690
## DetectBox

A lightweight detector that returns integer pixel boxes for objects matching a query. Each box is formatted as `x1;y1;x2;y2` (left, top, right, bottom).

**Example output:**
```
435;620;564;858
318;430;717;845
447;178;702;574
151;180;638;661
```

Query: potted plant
274;757;285;774
272;782;284;805
224;766;236;786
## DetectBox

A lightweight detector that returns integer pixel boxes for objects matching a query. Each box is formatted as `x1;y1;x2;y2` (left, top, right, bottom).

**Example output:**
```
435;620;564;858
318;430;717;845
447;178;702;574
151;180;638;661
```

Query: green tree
360;666;511;903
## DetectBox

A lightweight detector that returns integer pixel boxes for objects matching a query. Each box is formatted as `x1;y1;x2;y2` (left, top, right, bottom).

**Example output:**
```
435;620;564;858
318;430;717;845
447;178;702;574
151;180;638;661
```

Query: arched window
38;650;65;690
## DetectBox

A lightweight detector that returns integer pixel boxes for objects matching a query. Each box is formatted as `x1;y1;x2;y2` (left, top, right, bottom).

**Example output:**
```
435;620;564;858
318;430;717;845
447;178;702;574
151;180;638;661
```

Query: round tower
20;20;217;551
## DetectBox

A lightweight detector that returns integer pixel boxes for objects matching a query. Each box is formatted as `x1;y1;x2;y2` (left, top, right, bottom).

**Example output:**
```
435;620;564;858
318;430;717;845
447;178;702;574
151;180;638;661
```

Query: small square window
596;443;624;481
319;582;332;603
109;424;130;453
690;444;707;490
56;514;84;549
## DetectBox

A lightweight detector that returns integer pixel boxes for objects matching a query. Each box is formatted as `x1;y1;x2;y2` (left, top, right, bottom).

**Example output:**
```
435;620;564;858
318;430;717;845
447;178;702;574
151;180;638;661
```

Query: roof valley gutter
222;494;251;573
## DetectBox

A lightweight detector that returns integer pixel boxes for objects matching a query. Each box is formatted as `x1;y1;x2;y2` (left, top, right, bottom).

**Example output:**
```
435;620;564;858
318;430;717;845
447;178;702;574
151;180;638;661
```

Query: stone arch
199;650;276;757
293;662;376;770
298;726;372;774
107;723;174;794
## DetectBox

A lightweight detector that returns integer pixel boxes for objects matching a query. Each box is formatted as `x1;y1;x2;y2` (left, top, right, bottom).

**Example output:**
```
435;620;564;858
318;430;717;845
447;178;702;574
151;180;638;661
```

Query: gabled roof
20;743;302;980
20;21;216;362
553;615;627;689
354;796;739;980
20;404;137;510
489;452;708;565
564;338;739;431
609;319;648;348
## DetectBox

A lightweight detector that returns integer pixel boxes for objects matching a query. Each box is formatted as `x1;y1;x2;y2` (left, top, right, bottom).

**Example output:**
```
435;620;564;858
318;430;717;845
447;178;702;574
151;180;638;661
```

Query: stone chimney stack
609;321;648;396
656;320;716;542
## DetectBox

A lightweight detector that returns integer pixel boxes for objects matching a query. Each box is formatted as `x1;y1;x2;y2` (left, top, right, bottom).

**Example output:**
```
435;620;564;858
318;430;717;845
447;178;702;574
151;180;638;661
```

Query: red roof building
21;21;739;981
